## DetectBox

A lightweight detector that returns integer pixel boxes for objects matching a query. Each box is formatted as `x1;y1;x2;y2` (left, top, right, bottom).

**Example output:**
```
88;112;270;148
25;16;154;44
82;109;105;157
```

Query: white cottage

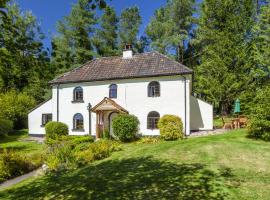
28;49;213;138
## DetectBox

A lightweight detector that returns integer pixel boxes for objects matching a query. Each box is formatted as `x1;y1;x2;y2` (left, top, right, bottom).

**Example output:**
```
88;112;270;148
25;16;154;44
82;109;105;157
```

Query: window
73;113;84;130
41;114;52;126
109;84;117;98
73;87;83;102
147;111;160;130
148;81;160;97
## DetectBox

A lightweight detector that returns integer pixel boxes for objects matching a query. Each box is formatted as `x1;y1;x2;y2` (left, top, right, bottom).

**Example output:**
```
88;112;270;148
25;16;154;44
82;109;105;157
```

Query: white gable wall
190;96;213;131
28;99;53;135
47;75;191;136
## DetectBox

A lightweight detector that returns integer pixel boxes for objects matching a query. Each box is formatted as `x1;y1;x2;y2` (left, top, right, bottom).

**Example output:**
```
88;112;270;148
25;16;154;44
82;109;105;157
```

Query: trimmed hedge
45;121;69;140
112;114;139;142
0;118;13;137
158;115;184;140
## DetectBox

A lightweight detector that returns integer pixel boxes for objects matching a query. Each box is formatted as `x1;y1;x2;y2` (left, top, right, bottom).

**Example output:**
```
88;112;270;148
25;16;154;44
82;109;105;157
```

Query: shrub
0;150;37;183
247;86;270;141
0;118;13;137
45;121;69;140
158;115;184;141
112;114;139;142
45;141;76;171
103;129;110;139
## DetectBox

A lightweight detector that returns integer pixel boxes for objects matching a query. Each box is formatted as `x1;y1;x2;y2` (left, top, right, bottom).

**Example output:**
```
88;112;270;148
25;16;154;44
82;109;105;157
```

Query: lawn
0;130;43;156
0;129;270;200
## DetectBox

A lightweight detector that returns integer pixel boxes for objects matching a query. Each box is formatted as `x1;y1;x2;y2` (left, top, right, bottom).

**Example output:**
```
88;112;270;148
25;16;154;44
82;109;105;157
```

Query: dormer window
109;84;117;99
73;87;84;102
148;81;160;97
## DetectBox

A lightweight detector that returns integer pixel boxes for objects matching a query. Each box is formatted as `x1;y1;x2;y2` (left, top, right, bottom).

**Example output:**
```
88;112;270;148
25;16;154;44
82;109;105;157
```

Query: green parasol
234;99;240;114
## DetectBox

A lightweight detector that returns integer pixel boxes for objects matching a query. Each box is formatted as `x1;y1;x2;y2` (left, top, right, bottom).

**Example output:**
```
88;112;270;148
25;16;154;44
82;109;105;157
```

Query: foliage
0;149;38;183
112;114;140;142
51;0;96;73
45;136;121;171
146;0;196;63
0;118;13;136
93;6;119;56
119;6;142;51
0;3;51;102
137;136;161;144
45;141;77;171
248;86;270;141
158;115;184;140
102;129;110;139
194;0;256;114
0;91;36;129
45;121;69;140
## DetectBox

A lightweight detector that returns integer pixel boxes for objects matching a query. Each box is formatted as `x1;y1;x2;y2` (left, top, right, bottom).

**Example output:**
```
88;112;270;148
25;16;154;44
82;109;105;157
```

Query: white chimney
123;44;133;59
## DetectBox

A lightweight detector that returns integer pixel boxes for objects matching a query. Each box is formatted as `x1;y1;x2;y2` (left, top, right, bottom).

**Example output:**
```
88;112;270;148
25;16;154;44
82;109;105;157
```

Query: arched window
148;81;160;97
147;111;160;130
73;87;83;102
73;113;84;130
109;84;117;98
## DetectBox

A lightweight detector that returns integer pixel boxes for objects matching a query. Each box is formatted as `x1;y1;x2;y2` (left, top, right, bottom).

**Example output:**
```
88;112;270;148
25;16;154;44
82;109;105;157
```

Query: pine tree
119;6;142;51
93;6;119;56
52;0;96;72
146;0;195;63
195;0;256;114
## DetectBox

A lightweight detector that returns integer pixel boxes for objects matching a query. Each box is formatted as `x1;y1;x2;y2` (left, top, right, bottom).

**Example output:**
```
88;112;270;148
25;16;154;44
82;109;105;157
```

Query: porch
91;97;128;139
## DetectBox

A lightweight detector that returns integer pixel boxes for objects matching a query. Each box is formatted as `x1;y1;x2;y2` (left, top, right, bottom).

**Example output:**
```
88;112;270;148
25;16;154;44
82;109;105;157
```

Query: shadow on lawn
0;157;235;200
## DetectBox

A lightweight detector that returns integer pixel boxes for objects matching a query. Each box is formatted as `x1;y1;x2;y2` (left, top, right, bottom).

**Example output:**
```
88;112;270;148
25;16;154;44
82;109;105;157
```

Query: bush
112;114;139;142
0;118;13;137
137;136;161;144
247;86;270;141
158;115;184;141
0;150;37;183
45;141;76;171
103;129;110;139
45;121;69;140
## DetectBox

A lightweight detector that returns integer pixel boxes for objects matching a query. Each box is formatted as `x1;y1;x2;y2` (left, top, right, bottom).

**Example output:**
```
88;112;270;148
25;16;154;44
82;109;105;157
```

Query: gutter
181;75;187;136
57;84;59;122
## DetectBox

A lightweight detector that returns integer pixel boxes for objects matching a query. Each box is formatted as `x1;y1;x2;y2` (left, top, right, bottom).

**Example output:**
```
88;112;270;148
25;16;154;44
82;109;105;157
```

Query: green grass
1;129;270;199
0;130;43;157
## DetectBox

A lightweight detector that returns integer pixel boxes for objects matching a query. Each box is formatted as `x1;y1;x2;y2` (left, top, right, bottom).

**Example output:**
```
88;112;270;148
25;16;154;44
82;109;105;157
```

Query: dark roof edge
28;98;52;114
49;72;193;86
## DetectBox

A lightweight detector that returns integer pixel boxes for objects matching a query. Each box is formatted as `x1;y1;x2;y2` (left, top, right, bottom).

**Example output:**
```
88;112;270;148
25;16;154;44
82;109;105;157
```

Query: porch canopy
91;97;128;138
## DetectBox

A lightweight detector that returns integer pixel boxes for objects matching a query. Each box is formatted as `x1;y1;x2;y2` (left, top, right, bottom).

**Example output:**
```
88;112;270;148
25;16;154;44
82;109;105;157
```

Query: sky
15;0;167;49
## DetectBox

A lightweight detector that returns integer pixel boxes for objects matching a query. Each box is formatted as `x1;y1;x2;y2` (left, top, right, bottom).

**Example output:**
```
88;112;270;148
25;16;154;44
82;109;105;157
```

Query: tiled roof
50;51;193;84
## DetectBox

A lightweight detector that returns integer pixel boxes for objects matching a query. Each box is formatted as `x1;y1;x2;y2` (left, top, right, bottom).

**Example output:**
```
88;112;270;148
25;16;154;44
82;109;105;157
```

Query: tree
0;3;50;101
146;0;196;63
194;0;256;114
93;6;119;56
52;0;96;73
119;6;142;51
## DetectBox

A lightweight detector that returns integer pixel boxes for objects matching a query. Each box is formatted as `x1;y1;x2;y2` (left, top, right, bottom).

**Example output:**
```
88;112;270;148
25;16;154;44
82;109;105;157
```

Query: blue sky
15;0;166;49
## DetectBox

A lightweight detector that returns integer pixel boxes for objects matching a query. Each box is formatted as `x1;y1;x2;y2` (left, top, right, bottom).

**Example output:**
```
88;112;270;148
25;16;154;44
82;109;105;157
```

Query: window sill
72;129;85;132
71;100;84;103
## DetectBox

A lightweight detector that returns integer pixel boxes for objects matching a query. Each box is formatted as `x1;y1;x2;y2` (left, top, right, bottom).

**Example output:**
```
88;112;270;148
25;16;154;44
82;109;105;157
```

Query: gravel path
0;168;42;190
189;129;229;137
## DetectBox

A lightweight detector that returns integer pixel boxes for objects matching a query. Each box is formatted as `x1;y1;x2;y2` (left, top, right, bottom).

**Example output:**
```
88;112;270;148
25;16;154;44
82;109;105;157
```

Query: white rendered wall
28;99;53;135
190;96;213;131
48;75;191;136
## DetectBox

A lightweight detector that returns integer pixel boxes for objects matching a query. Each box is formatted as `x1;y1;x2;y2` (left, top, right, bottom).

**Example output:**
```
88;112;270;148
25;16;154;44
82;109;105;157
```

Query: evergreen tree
93;6;119;56
195;0;256;114
146;0;195;63
52;0;96;72
119;6;142;51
